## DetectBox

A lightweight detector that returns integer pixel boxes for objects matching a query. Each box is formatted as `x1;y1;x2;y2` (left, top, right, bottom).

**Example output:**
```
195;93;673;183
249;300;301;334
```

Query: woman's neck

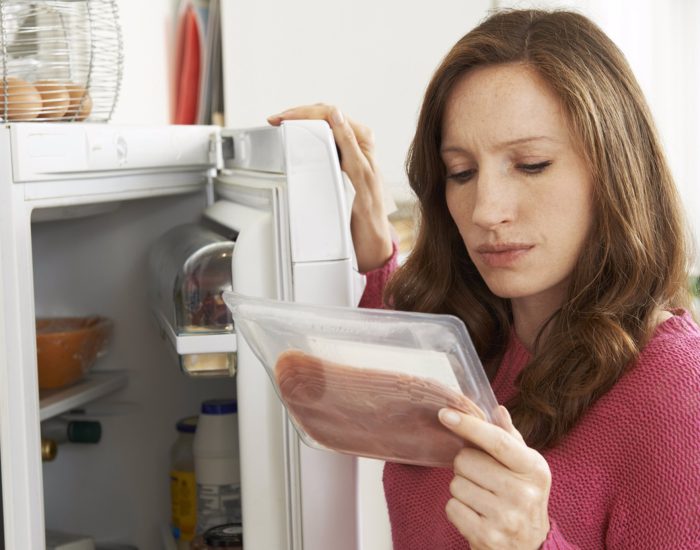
511;291;565;351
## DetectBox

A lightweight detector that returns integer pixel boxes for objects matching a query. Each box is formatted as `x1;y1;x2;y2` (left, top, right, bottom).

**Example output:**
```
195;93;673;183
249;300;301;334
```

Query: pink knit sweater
361;259;700;549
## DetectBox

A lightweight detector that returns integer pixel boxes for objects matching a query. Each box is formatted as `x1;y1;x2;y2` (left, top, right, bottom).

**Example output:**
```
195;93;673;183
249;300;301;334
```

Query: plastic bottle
170;416;198;549
41;418;102;444
40;418;102;463
193;399;241;534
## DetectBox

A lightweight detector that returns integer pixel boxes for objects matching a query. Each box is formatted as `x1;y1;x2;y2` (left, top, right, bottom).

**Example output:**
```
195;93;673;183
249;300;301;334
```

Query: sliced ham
274;349;487;468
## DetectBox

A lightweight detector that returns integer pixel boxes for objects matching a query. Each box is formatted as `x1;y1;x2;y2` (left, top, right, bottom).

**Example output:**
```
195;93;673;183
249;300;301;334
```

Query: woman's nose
470;169;516;229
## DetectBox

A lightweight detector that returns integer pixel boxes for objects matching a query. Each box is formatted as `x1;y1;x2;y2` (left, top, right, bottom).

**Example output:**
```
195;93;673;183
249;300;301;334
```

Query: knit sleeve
541;519;581;549
358;240;399;309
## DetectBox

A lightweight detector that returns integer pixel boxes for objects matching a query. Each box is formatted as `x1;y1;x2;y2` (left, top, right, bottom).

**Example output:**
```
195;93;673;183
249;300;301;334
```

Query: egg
34;80;71;119
64;82;93;121
0;77;42;121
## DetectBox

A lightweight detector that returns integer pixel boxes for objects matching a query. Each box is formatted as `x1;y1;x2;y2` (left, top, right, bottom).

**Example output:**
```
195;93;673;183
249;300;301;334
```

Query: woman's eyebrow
440;135;559;155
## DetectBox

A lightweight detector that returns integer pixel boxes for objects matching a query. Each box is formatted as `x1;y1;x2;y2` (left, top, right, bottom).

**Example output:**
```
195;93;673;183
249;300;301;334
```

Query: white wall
109;0;175;125
220;1;493;202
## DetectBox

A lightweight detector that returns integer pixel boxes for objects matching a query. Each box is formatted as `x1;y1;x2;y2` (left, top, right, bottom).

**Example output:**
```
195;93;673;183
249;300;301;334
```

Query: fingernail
439;408;461;426
268;113;282;120
331;108;344;126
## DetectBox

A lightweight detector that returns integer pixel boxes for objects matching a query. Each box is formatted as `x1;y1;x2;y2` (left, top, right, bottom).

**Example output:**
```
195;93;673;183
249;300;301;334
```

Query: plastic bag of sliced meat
223;292;500;467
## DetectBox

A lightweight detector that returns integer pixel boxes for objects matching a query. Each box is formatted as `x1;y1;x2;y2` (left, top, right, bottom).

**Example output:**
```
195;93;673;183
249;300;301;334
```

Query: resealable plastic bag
224;292;500;467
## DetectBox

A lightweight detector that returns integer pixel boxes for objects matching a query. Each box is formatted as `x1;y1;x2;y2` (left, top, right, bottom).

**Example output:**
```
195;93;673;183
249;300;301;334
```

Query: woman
268;9;700;549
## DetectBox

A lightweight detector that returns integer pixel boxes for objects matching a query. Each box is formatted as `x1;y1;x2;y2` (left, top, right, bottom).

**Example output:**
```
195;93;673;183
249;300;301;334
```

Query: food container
223;292;500;468
36;316;112;389
148;223;236;377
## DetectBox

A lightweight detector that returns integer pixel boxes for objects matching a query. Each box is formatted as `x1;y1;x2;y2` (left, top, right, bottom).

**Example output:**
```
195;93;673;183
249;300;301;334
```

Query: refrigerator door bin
149;222;237;377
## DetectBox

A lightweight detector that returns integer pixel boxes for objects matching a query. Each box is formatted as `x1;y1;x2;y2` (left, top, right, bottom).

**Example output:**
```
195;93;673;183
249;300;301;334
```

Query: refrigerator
0;120;391;549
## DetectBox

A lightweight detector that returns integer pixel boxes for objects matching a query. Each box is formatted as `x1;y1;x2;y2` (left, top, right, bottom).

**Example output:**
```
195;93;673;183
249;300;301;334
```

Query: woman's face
442;63;593;310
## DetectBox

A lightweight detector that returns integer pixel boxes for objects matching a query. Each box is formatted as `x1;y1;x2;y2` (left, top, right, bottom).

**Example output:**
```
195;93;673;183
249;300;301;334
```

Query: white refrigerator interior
0;121;390;549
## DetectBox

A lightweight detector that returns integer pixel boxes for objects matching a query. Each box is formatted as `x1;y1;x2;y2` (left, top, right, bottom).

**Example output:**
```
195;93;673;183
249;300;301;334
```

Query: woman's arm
358;239;399;309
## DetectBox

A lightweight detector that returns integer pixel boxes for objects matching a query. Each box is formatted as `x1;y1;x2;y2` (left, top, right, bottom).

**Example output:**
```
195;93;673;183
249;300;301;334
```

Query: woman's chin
482;278;543;300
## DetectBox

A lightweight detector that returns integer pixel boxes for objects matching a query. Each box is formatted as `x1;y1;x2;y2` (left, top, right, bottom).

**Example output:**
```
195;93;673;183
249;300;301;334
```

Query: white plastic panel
222;126;286;173
292;260;354;308
154;309;237;355
283;121;352;264
23;170;207;205
292;259;357;550
0;132;47;549
10;124;216;182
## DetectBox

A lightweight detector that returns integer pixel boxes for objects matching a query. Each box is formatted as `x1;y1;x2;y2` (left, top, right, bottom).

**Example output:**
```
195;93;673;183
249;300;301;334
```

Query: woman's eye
517;160;552;174
447;169;476;183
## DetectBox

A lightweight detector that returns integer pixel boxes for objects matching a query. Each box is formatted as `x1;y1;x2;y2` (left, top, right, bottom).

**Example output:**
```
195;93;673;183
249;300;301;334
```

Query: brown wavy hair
385;9;693;449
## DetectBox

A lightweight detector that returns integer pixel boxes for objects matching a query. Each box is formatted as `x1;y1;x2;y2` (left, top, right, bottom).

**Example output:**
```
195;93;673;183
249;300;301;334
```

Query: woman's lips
476;243;534;268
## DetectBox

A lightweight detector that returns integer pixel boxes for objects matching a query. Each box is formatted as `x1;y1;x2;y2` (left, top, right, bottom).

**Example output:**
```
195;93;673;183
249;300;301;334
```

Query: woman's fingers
345;118;376;161
445;498;482;543
441;407;552;548
449;475;499;517
438;408;541;475
451;447;509;494
328;109;374;178
268;104;373;179
267;104;327;124
497;405;526;443
267;104;394;272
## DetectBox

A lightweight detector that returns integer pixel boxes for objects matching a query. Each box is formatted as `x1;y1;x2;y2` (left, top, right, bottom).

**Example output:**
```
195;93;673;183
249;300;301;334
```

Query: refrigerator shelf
39;370;128;421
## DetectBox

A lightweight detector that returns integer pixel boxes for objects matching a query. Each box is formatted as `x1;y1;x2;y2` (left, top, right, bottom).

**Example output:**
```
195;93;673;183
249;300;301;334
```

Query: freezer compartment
149;222;237;376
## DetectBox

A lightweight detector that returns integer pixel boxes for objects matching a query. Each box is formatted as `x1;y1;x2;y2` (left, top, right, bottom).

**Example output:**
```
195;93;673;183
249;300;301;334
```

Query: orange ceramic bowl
36;316;113;390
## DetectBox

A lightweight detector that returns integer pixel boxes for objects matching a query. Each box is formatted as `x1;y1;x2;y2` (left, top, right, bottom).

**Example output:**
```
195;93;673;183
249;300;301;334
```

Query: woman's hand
268;104;394;273
438;406;552;550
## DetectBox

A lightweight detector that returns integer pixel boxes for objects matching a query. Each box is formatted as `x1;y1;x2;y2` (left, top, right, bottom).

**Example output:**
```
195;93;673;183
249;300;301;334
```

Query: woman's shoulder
594;311;700;539
575;309;700;480
613;308;700;416
654;307;700;334
637;308;700;369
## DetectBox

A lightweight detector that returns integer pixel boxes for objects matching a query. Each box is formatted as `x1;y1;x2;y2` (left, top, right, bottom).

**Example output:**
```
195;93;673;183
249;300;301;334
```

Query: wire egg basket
0;0;122;122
